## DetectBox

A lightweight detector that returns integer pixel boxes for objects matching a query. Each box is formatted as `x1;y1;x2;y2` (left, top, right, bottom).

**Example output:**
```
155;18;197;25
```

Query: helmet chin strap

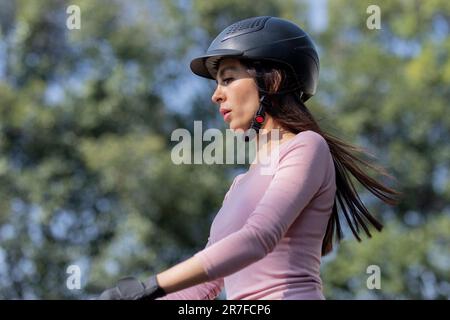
245;95;267;142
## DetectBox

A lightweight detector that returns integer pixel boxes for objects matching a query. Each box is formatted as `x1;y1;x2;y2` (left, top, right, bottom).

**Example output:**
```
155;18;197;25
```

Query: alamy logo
66;5;81;30
66;264;81;290
170;122;282;176
366;5;381;30
366;265;381;290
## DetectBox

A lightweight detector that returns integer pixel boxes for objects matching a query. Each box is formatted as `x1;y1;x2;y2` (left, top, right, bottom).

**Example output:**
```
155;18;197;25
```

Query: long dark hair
242;59;403;256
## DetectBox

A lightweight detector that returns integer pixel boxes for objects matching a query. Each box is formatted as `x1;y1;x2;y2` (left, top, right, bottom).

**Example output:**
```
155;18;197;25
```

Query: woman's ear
271;69;283;93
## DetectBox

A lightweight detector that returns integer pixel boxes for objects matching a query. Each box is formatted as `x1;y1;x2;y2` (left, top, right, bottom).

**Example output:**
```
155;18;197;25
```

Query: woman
99;16;401;300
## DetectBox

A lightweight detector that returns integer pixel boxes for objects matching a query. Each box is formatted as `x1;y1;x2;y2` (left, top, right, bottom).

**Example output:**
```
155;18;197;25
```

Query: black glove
98;275;166;300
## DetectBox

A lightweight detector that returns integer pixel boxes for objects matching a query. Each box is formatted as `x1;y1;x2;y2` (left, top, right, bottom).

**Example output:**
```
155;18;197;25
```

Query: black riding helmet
190;16;320;102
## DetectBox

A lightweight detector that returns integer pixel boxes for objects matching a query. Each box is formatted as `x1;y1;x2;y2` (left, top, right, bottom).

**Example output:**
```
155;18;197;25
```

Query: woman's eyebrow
217;66;238;81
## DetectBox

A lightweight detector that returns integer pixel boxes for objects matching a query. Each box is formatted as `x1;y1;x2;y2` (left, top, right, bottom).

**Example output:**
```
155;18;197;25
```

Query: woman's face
211;58;260;131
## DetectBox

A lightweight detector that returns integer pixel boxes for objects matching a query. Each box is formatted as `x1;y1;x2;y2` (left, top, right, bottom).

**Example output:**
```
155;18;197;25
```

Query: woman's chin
229;123;245;133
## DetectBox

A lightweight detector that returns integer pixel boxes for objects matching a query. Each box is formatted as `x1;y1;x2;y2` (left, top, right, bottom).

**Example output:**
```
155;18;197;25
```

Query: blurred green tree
0;0;448;300
322;213;450;299
314;0;450;299
0;0;230;299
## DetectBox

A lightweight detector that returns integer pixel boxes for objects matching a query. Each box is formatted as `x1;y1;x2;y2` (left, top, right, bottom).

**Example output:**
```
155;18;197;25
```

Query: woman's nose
211;85;225;104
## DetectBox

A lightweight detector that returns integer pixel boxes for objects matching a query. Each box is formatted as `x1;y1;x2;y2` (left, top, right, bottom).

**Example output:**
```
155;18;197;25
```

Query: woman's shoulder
283;130;329;153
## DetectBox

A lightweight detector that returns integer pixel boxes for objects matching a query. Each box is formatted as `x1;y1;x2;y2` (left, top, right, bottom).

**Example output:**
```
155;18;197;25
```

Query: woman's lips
223;111;231;121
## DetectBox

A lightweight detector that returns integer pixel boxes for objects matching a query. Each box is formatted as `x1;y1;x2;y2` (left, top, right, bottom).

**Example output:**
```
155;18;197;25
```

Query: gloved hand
98;275;166;300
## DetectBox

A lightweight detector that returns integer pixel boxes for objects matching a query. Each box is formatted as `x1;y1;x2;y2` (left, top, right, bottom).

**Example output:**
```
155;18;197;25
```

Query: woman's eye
222;77;234;85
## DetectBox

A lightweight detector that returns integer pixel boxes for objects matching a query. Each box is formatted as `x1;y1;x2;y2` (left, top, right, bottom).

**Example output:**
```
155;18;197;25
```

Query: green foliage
0;0;448;299
322;213;450;299
0;0;229;299
192;0;303;36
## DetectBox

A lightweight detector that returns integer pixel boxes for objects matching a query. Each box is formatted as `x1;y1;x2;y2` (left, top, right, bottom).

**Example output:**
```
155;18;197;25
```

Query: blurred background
0;0;448;299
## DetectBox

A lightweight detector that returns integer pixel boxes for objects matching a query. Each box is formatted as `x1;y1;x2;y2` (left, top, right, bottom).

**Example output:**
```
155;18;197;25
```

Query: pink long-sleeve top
157;130;336;300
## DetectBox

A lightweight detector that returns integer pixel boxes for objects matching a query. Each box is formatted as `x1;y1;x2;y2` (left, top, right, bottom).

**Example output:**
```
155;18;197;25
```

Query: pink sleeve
156;237;224;300
194;133;331;281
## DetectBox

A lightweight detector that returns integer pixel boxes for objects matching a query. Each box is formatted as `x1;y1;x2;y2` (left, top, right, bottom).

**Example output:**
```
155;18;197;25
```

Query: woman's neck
251;119;296;167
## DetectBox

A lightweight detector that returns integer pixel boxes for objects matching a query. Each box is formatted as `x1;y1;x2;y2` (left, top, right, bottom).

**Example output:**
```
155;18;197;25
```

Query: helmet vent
221;16;270;41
